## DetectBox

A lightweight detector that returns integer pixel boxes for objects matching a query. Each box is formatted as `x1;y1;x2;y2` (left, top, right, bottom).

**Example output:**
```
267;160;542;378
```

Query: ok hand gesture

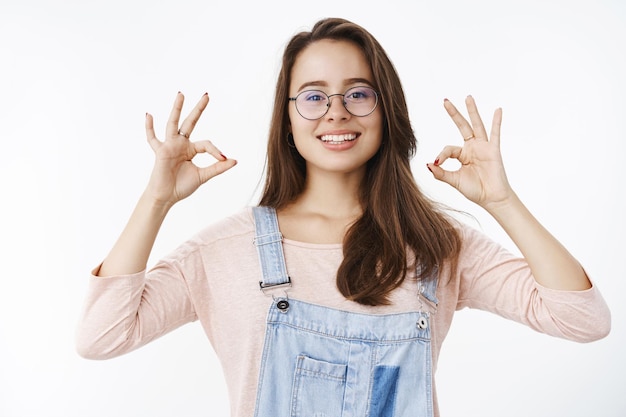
427;96;514;212
145;92;237;207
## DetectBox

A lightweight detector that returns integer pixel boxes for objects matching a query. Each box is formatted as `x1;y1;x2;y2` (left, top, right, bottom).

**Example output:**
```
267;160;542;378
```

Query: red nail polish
220;153;227;160
434;158;440;166
426;164;432;173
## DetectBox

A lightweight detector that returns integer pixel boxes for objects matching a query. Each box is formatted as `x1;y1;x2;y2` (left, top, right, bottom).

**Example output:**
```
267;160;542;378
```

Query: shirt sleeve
75;259;197;360
455;224;611;342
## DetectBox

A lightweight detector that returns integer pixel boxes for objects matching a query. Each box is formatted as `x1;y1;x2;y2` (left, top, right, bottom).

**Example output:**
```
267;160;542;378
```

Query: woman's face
288;39;383;179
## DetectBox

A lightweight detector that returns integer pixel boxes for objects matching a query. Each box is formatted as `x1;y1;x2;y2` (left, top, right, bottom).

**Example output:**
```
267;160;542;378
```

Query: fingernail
426;164;433;173
434;158;440;166
203;92;208;96
220;153;227;160
443;98;449;102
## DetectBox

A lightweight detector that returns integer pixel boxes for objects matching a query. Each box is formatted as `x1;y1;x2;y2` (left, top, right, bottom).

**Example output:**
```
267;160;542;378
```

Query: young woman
76;18;610;417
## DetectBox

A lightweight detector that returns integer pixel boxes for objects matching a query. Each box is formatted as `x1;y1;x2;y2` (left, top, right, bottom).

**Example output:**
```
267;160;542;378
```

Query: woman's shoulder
193;206;257;244
446;216;520;269
448;216;506;250
163;207;257;262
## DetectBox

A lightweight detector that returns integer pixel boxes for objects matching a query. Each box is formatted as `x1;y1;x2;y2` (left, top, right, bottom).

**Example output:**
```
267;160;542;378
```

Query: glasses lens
344;86;378;117
295;90;329;120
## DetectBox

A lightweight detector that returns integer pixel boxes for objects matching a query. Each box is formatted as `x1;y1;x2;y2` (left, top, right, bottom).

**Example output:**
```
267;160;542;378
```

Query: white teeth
319;133;357;144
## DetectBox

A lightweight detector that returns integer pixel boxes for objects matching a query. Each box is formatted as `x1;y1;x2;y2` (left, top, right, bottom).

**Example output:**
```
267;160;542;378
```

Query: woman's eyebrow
296;78;374;92
297;80;328;91
344;77;374;87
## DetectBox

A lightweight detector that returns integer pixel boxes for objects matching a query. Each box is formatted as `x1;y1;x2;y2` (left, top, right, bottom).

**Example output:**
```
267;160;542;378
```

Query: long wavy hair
259;17;461;306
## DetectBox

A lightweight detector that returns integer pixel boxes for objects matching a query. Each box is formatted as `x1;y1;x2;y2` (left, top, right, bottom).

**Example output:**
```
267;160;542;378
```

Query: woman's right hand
144;92;237;207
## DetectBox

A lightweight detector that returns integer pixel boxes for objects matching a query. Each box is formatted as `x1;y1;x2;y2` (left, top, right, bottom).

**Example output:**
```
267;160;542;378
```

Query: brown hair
259;17;461;305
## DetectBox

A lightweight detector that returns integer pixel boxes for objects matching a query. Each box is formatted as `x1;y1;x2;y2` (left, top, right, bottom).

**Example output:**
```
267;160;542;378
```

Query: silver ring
463;134;475;141
178;129;189;138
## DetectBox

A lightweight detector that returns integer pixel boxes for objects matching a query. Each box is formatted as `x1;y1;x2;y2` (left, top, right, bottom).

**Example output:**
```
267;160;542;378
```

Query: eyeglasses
288;86;379;120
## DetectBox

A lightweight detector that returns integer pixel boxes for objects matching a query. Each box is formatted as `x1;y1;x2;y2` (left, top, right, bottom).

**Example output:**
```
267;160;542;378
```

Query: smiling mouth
318;133;358;144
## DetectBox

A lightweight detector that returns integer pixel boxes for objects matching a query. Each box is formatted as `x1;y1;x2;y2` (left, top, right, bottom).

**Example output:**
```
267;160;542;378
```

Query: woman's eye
303;91;326;102
346;87;375;101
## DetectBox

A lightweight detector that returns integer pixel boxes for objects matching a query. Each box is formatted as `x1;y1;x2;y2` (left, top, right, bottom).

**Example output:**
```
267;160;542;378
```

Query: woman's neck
276;170;364;244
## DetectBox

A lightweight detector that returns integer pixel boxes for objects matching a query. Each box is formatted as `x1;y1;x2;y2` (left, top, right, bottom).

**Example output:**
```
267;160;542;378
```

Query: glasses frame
288;86;380;120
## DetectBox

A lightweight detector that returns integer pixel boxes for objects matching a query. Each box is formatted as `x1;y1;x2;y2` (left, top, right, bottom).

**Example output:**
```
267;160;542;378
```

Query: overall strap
417;265;439;306
252;206;291;290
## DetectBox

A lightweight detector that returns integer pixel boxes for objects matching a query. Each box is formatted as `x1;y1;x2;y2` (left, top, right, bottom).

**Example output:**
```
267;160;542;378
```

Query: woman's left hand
427;95;514;211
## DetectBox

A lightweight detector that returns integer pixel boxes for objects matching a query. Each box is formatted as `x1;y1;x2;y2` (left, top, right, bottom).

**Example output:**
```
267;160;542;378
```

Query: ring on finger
463;134;475;141
178;129;189;138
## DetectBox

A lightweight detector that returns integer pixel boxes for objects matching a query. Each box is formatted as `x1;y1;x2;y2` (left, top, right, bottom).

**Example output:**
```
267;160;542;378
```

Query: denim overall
252;206;438;417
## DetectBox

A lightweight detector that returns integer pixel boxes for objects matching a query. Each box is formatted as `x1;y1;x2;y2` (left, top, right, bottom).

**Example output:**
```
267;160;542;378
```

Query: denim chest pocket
291;355;348;416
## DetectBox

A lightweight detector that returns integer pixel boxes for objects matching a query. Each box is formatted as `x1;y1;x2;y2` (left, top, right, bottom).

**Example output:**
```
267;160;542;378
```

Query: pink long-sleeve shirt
76;207;610;417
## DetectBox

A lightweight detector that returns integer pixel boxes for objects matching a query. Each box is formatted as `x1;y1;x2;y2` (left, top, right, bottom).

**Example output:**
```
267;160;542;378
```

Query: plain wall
0;0;624;416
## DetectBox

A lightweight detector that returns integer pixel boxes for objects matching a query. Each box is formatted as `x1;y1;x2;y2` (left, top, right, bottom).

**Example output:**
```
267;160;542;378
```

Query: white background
0;0;624;416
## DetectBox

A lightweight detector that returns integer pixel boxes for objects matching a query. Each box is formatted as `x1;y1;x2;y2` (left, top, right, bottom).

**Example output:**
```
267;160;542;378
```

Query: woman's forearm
485;193;591;291
97;192;172;277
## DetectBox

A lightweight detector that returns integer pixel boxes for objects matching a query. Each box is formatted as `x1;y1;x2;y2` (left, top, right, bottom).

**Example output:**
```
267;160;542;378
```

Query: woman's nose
325;95;350;120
